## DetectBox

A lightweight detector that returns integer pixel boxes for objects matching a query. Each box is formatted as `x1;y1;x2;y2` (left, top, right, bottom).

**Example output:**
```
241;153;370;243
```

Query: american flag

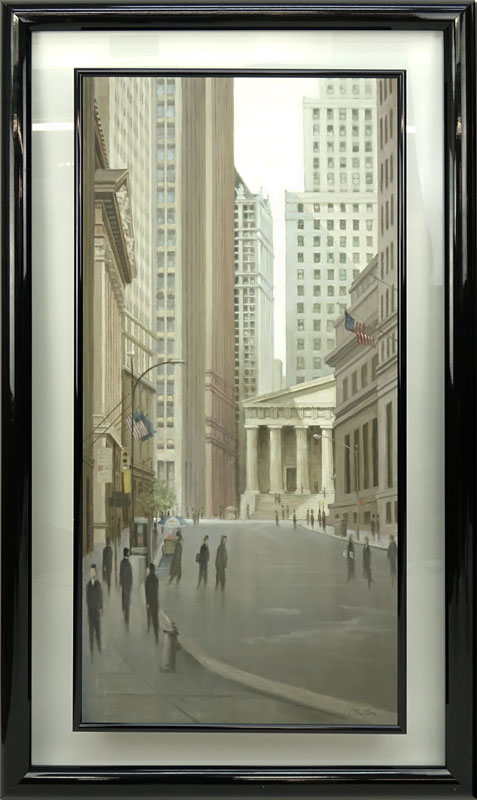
126;413;149;441
344;310;376;347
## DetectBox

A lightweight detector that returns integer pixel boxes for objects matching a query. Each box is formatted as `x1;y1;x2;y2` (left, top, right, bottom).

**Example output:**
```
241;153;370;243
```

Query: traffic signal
121;449;130;471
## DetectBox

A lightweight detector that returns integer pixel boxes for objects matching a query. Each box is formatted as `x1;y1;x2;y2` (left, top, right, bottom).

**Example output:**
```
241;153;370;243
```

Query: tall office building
154;77;236;517
234;172;274;495
286;78;378;385
375;77;398;534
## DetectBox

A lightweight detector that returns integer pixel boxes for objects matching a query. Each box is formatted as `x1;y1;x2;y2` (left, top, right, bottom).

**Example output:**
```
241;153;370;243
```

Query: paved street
83;519;397;725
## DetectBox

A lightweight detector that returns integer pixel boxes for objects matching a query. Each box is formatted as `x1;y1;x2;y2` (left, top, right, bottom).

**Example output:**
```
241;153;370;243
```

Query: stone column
269;425;283;493
321;427;334;494
245;426;259;493
295;426;310;493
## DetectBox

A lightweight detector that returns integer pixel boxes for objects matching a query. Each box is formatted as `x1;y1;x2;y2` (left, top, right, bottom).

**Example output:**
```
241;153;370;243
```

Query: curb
299;523;391;551
159;610;392;725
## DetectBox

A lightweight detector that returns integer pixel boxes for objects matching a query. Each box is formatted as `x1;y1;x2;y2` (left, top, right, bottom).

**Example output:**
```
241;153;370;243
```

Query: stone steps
251;493;321;520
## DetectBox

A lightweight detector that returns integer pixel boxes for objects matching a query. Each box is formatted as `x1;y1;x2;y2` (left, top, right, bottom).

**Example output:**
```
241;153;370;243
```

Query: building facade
325;258;379;534
325;78;399;539
241;376;336;519
286;78;378;385
234;172;274;497
154;77;236;518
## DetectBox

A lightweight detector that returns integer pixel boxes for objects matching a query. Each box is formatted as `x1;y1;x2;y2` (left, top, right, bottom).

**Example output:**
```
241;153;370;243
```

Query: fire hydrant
160;621;181;672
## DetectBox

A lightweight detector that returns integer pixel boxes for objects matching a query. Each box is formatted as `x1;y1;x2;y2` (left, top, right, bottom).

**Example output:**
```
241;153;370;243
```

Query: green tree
137;479;176;520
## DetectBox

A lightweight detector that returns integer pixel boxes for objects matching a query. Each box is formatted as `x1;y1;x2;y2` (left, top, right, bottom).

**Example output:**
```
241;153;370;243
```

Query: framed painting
1;1;476;797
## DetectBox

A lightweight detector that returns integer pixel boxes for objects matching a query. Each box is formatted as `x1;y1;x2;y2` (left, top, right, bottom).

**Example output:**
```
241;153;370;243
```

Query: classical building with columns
240;376;336;519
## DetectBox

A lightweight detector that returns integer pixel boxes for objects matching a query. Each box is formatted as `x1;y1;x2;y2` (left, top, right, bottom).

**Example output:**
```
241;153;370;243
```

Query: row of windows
341;355;378;402
296;355;323;369
157;189;176;203
157;252;175;268
316;81;374;99
296;312;345;331
313;172;374;186
156;102;175;119
297;218;374;232
297;267;355;281
314;123;374;138
297;251;373;265
156;123;175;139
156;167;175;182
311;138;374;154
313;108;373;121
297;234;374;247
296;202;374;214
157;146;175;161
311;155;374;170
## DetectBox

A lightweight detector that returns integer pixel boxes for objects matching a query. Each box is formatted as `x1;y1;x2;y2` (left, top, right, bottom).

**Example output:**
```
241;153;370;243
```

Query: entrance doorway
286;467;297;493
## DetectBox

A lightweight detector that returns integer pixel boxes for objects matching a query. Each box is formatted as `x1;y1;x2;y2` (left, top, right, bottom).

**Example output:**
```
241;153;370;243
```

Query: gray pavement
83;519;397;725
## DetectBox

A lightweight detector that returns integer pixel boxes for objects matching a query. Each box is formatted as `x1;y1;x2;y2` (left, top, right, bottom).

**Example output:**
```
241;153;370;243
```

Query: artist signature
348;707;377;718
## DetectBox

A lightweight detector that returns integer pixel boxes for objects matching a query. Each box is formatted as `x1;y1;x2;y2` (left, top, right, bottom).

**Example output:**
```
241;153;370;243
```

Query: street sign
96;447;113;483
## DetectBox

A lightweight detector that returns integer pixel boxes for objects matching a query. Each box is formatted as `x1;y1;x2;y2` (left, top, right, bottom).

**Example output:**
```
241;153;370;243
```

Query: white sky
234;77;323;367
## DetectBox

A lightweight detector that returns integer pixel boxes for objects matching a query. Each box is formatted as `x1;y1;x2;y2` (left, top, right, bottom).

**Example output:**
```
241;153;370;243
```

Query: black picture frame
1;2;476;797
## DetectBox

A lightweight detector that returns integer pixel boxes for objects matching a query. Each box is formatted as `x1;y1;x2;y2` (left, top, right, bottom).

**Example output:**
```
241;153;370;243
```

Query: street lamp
129;356;185;550
313;432;360;541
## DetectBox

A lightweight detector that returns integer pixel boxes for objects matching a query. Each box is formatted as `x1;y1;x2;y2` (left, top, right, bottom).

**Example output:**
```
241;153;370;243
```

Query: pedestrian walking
387;534;397;586
322;510;326;531
197;535;210;588
293;511;297;529
275;510;279;526
102;537;113;596
376;513;381;540
145;562;159;644
318;509;322;528
286;505;290;519
323;486;327;499
370;514;376;540
277;493;281;505
281;505;285;520
168;532;183;585
119;547;133;630
310;510;315;529
86;564;102;658
346;535;355;582
160;621;181;672
215;535;228;591
362;537;373;590
306;509;310;525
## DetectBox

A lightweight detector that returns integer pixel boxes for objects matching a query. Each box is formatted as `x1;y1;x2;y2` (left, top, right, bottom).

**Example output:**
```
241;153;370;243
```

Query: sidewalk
299;521;394;551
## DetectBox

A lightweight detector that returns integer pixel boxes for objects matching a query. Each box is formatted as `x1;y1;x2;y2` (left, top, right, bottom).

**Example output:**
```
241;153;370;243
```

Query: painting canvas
80;73;400;728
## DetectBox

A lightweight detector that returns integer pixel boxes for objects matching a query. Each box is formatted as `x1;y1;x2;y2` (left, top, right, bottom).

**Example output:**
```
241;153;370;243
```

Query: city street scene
81;75;399;727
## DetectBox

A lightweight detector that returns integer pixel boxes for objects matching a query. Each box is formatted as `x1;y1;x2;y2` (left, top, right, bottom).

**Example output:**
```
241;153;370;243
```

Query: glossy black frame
1;1;476;797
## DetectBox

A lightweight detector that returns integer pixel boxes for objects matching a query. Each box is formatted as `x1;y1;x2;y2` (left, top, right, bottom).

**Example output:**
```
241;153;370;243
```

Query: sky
234;77;323;368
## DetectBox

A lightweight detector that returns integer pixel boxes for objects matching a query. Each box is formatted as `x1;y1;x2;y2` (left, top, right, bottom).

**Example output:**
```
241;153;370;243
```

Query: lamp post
129;356;185;550
313;432;360;541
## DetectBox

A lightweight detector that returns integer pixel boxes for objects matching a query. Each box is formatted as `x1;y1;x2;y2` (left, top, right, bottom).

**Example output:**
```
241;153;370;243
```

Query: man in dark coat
310;510;315;529
102;537;113;595
387;534;397;586
145;562;159;644
86;564;103;657
346;535;355;582
168;532;183;585
119;547;133;629
362;537;373;590
292;511;297;529
215;535;228;591
197;535;210;588
322;511;326;531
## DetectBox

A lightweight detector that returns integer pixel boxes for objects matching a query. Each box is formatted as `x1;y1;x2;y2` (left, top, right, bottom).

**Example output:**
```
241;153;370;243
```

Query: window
361;363;368;387
327;236;334;247
314;269;321;280
386;402;393;488
372;417;379;486
297;303;304;313
297;269;305;280
297;253;304;263
327;304;335;314
340;220;346;230
352;371;358;394
344;434;351;493
313;236;320;247
313;286;321;297
363;421;369;489
297;338;305;350
296;356;305;369
343;377;349;401
297;319;305;330
313;337;321;349
313;357;322;369
297;236;304;246
339;286;346;296
313;220;320;229
297;203;304;212
327;286;335;296
327;338;334;349
297;219;304;229
327;220;334;230
339;269;347;281
297;285;304;296
314;253;321;263
327;269;334;280
327;320;334;332
313;320;321;331
313;303;321;313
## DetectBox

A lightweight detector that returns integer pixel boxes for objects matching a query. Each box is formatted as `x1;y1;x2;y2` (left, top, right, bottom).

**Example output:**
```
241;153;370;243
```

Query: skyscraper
286;78;378;385
234;172;274;496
